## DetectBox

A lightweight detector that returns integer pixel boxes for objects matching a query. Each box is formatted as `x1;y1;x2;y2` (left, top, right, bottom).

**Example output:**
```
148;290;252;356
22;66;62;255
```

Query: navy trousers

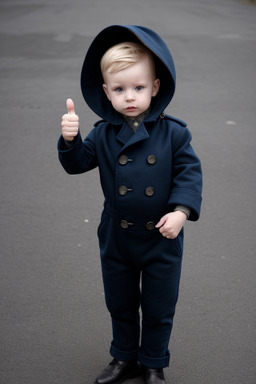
98;209;183;369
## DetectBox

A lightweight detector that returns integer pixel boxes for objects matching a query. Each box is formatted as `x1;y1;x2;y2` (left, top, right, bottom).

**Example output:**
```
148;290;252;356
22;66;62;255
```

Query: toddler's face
103;56;160;120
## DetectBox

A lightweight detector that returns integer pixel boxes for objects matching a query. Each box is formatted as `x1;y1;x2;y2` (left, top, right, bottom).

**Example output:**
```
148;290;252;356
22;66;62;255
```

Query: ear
102;84;111;101
152;78;160;97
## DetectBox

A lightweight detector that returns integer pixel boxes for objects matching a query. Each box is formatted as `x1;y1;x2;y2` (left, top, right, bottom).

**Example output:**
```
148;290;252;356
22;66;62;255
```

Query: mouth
126;106;136;111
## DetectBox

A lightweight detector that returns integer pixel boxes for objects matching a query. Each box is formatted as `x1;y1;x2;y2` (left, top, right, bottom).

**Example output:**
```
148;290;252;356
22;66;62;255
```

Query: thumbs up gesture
61;98;79;141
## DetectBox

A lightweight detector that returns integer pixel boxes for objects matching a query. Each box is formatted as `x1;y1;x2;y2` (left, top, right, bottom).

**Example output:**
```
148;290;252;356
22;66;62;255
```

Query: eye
135;86;144;92
114;87;123;93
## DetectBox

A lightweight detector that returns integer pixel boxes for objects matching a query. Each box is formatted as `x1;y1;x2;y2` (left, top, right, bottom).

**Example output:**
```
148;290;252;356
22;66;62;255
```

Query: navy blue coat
58;25;202;227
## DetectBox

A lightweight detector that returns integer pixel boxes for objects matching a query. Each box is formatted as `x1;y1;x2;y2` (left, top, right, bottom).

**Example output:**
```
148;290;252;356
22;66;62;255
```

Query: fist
61;98;79;141
155;211;187;239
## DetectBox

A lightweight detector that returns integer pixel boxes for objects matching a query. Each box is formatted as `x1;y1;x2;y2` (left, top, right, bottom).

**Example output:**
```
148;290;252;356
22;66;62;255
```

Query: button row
120;220;155;231
118;154;157;165
118;186;155;196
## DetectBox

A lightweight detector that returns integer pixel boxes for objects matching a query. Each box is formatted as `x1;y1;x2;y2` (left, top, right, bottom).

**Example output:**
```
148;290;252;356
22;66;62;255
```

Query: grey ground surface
0;1;256;383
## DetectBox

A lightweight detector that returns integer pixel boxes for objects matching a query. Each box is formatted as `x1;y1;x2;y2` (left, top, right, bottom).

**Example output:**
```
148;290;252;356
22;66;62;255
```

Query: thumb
155;215;168;228
66;98;75;114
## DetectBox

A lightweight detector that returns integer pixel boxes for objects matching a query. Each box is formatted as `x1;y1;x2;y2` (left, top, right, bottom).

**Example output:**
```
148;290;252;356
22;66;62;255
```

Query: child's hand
61;98;79;141
155;211;187;239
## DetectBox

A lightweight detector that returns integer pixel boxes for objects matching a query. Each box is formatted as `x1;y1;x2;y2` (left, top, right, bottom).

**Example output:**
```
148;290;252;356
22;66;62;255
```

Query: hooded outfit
58;25;202;369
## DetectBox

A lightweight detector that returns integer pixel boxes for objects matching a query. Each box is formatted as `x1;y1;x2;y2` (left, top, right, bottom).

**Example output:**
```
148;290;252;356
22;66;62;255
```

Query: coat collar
116;122;150;148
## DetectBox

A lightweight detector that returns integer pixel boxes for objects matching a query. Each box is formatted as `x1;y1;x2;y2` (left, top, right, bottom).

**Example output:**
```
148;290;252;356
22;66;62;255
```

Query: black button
146;221;155;231
119;155;128;165
147;154;157;165
120;220;133;229
145;186;155;196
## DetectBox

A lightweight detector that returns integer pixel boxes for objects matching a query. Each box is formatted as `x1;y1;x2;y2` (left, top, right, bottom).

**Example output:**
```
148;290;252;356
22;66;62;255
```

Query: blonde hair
100;41;156;79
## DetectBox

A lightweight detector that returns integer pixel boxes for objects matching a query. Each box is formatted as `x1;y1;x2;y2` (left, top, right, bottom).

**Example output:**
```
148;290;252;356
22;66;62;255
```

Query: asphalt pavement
0;1;256;383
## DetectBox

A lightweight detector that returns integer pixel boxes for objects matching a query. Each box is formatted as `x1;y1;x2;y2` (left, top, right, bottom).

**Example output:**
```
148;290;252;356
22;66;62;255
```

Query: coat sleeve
57;129;98;174
168;125;203;221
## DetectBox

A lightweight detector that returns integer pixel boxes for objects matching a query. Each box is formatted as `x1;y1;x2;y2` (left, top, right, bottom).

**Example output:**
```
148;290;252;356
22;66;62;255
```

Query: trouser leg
99;224;141;361
138;237;183;368
102;263;141;360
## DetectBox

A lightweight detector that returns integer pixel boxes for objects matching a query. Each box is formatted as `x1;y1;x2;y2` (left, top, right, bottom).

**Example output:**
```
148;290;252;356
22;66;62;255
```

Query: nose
125;90;135;102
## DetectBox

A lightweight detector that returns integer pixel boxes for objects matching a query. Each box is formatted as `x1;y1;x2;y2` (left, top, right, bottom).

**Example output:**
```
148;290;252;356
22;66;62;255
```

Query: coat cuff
168;188;202;221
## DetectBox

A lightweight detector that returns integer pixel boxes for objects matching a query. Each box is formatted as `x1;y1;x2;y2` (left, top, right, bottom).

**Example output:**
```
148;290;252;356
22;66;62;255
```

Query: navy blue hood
81;25;176;124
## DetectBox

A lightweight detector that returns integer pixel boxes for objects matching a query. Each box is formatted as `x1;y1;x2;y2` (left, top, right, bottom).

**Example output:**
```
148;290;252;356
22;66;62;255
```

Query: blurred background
0;1;255;383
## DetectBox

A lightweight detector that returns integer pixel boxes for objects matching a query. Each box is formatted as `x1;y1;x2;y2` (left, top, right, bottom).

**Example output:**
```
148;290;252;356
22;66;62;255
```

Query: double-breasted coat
58;25;202;369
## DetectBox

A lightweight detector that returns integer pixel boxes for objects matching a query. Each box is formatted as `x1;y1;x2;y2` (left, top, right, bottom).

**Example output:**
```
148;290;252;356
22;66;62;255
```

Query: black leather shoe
142;367;165;384
94;358;141;384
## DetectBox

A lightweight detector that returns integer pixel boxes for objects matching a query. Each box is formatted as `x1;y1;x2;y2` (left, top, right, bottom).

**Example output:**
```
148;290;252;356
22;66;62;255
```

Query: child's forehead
105;63;154;85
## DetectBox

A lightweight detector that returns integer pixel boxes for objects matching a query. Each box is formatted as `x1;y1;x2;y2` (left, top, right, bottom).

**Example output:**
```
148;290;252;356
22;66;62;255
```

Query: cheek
112;95;121;104
143;92;153;106
110;96;122;110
